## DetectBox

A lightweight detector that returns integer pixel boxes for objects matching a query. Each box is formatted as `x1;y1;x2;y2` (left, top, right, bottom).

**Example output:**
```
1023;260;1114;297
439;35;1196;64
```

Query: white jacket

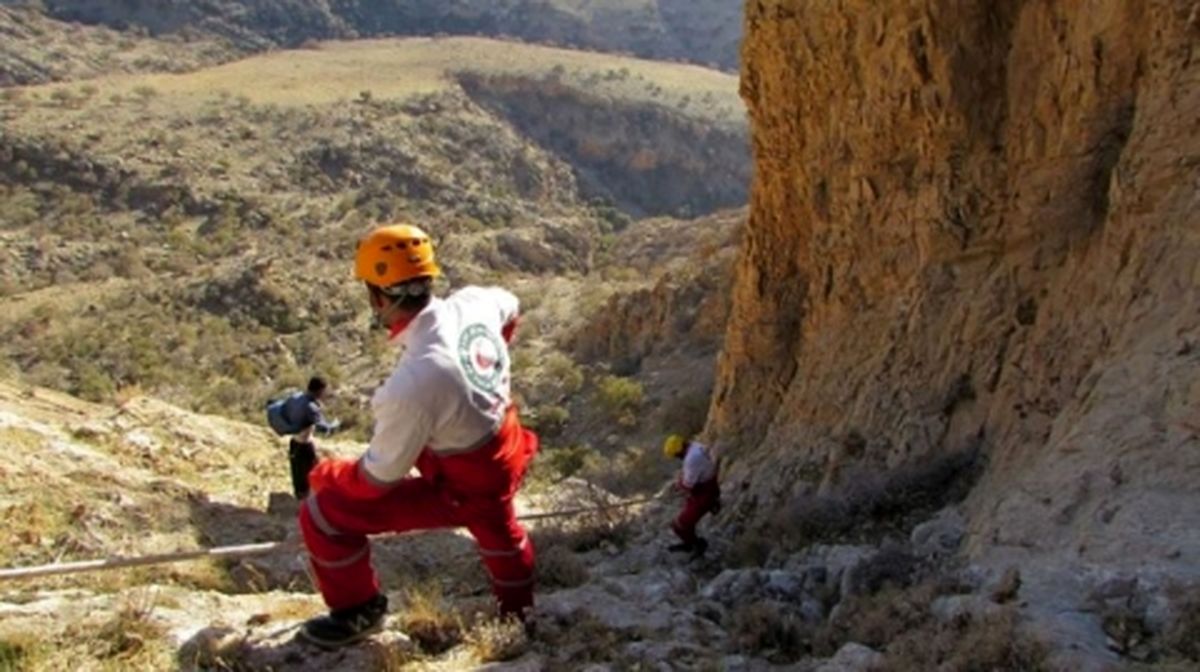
682;441;717;488
361;286;519;485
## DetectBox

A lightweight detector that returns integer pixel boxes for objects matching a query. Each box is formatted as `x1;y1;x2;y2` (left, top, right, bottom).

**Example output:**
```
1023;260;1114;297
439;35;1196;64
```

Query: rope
0;493;668;582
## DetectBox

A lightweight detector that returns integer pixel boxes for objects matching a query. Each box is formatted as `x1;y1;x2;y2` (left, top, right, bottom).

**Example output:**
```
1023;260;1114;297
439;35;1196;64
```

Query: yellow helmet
663;434;686;459
354;224;441;288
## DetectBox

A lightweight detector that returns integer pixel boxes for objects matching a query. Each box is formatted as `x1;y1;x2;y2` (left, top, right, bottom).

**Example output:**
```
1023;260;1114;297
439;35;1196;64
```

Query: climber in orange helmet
297;224;539;649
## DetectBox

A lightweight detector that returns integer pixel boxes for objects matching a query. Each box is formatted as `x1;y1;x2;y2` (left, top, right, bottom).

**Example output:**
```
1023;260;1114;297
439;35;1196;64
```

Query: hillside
14;0;745;72
0;379;679;670
712;0;1200;668
0;6;240;86
0;377;1099;671
0;35;746;467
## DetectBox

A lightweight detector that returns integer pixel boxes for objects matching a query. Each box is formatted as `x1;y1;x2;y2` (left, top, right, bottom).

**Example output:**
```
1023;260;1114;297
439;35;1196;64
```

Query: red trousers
672;477;721;544
299;408;539;617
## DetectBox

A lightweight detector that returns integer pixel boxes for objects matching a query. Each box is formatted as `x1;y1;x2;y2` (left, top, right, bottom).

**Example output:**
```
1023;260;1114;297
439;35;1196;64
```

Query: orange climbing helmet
354;224;441;288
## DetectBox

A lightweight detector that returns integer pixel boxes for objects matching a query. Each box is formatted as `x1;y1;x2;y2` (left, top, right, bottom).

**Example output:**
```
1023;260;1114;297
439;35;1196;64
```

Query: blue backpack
265;394;303;436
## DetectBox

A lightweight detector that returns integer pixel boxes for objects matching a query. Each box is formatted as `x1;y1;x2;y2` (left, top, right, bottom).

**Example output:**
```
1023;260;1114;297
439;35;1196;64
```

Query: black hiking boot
298;594;388;649
668;541;694;553
690;537;709;557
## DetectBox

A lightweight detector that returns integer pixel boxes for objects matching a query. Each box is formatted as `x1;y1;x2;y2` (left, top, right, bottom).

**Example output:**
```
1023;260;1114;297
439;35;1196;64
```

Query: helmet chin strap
368;286;417;336
372;298;404;330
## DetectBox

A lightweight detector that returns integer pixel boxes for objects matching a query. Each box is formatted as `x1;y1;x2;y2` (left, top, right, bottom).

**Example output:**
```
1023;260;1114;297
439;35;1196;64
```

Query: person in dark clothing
267;376;341;498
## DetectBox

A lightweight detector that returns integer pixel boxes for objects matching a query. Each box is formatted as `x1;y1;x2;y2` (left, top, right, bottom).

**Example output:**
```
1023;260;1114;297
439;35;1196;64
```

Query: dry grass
86;590;164;660
729;602;809;661
772;448;982;548
535;545;590;589
17;37;739;115
398;583;465;655
816;581;944;655
463;615;529;664
808;578;1046;671
529;489;638;554
0;590;179;672
1166;585;1200;661
533;611;629;666
727;529;774;568
884;609;1046;671
0;634;38;672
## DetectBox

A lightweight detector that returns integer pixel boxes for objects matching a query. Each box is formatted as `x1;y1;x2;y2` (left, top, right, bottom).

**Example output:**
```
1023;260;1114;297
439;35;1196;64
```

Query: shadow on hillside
183;489;493;597
186;493;294;549
185;492;302;593
176;623;409;671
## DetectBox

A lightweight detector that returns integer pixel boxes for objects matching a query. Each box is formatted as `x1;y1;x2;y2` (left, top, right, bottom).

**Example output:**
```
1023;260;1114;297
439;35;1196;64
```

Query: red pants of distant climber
672;477;721;545
299;410;539;618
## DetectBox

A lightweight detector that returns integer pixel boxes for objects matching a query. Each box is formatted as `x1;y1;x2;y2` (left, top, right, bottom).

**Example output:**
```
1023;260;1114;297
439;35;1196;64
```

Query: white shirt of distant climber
682;441;717;488
360;286;518;486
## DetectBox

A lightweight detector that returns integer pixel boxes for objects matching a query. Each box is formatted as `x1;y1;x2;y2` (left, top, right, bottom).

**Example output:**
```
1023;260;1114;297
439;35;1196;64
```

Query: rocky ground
0;380;1067;671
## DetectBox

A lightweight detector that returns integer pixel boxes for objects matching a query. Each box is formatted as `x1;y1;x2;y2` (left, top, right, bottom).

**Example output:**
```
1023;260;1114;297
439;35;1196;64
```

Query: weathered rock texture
715;0;1199;584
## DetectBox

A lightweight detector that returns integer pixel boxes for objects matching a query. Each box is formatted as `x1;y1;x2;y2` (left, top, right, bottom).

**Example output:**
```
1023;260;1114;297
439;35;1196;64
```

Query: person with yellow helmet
296;224;539;649
663;433;721;556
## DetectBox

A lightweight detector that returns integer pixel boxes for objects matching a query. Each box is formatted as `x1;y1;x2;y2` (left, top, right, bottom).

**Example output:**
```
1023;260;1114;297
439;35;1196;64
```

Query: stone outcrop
713;0;1200;656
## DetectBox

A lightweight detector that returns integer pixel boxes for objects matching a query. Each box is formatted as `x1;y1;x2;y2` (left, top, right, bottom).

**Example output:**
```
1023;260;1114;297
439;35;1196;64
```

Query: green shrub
585;444;666;495
75;363;116;402
0;637;29;671
541;444;593;481
543;352;584;398
531;404;569;436
596;375;643;426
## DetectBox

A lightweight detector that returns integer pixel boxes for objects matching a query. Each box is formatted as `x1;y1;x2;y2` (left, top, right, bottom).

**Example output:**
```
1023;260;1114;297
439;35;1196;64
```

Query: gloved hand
674;475;691;494
308;457;388;499
308;458;355;494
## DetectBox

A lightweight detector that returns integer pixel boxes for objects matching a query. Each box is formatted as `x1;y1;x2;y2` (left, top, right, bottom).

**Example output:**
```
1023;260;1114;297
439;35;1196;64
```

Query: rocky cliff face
714;0;1199;648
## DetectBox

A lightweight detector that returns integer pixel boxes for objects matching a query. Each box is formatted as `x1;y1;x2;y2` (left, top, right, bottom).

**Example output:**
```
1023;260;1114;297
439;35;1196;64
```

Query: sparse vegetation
0;636;35;672
535;544;590;588
398;583;465;654
882;608;1047;671
91;593;166;661
464;615;529;663
1166;585;1200;661
730;601;808;661
771;448;982;549
595;374;644;426
0;21;747;672
132;84;159;102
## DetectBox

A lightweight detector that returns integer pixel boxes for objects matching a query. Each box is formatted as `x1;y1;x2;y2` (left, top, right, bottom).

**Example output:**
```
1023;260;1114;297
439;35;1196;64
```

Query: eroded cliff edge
715;0;1199;617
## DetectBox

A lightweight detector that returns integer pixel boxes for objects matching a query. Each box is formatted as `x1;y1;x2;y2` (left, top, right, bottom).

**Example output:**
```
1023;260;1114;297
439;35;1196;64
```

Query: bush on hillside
595;374;643;427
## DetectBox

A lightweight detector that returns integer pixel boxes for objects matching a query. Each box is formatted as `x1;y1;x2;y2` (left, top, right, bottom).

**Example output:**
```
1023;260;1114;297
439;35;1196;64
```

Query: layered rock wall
715;0;1200;575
